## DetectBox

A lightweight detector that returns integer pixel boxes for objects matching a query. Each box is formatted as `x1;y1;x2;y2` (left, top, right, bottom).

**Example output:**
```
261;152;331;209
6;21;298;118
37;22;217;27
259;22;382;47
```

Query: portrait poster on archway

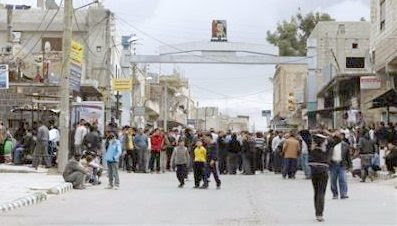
211;20;227;42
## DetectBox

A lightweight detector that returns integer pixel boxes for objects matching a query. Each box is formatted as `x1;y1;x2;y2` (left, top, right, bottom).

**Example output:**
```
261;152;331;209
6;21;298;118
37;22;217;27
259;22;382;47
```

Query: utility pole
163;85;168;130
58;0;73;173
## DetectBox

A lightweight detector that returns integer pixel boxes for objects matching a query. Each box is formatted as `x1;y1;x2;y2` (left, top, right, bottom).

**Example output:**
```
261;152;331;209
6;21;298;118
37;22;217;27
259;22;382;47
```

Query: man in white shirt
74;119;88;156
271;132;284;173
329;132;351;199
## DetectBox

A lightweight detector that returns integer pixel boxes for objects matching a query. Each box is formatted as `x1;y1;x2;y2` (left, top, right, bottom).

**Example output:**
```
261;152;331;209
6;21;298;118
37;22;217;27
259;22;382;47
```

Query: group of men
0;120;60;169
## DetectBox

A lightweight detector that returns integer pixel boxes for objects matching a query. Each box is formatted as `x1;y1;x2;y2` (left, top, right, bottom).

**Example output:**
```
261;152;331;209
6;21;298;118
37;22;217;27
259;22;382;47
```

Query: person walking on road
105;133;122;190
308;133;331;222
281;132;301;179
203;135;221;189
170;141;190;188
329;132;351;199
193;141;206;188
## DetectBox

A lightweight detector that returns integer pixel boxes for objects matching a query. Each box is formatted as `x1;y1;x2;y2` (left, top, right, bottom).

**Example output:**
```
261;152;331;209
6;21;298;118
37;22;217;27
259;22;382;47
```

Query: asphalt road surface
2;171;396;226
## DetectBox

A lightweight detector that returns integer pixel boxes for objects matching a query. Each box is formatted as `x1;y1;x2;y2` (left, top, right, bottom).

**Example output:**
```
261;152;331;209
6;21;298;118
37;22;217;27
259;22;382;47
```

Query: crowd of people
1;117;397;222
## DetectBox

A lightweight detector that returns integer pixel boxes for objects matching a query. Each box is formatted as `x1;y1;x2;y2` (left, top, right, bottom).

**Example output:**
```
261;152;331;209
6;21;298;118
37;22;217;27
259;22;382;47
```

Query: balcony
373;25;397;72
144;99;160;119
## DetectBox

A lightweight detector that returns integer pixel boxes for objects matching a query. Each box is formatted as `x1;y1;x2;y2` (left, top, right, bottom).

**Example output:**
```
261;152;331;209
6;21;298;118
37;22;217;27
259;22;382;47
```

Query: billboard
211;20;227;42
70;63;82;91
112;78;132;92
360;76;381;89
70;40;84;64
72;101;105;135
0;64;9;89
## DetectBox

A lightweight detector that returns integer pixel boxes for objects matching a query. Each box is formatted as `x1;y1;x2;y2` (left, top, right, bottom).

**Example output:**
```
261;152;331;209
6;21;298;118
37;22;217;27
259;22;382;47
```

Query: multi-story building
0;2;119;128
369;0;397;123
307;21;375;128
145;72;194;130
272;64;307;128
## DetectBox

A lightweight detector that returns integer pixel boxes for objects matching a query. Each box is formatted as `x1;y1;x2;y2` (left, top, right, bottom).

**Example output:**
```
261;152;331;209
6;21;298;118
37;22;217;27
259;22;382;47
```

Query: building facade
0;2;119;128
369;0;397;123
307;21;377;128
272;64;307;128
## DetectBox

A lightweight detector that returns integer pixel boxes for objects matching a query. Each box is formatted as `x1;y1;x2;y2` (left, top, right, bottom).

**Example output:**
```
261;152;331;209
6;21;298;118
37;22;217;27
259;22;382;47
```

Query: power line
14;8;51;57
115;16;233;64
20;1;64;60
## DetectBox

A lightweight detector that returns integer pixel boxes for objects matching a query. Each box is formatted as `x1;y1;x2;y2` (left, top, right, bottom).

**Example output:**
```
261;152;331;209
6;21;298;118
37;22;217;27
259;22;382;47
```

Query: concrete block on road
47;183;73;195
0;192;48;213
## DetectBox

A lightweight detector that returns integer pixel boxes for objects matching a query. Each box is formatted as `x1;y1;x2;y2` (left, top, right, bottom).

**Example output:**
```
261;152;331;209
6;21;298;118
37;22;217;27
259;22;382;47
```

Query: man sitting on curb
63;153;90;189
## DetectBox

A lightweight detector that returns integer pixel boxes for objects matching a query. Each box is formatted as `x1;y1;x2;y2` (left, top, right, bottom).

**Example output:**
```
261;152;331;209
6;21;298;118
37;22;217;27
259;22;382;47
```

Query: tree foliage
267;12;334;56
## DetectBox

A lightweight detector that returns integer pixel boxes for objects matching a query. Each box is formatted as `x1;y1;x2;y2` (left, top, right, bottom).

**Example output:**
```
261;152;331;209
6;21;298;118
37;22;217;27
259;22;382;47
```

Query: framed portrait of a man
211;20;227;42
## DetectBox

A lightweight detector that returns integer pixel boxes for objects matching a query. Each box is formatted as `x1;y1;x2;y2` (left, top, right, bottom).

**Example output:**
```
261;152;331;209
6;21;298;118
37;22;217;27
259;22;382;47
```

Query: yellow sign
70;40;84;64
112;78;132;92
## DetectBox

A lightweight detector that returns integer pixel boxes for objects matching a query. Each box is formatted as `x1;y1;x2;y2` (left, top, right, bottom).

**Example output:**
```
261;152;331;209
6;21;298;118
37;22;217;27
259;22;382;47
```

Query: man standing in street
122;127;136;172
203;134;221;189
329;132;351;199
134;128;149;173
272;131;284;173
83;125;102;156
32;120;51;169
0;120;6;163
74;119;88;156
281;132;300;179
358;131;376;182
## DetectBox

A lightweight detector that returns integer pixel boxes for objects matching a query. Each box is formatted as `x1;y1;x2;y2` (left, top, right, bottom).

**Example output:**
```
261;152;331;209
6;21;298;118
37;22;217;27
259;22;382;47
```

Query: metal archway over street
128;41;308;65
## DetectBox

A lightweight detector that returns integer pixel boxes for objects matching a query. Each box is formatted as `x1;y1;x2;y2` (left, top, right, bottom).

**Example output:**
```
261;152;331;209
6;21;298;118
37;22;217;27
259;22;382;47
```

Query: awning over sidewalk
306;105;350;115
369;88;397;123
369;88;397;109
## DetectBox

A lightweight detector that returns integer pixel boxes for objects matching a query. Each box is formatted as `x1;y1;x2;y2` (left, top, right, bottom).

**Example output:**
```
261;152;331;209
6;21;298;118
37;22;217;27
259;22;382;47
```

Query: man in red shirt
149;129;164;173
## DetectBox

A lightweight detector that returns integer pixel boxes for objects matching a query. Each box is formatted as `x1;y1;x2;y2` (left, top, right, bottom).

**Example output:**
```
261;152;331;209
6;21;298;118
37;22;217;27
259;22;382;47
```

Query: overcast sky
9;0;370;130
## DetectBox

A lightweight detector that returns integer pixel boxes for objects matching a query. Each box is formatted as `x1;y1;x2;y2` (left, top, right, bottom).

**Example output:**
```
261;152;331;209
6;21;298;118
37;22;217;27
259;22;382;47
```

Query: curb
47;183;73;195
0;192;47;213
1;182;73;213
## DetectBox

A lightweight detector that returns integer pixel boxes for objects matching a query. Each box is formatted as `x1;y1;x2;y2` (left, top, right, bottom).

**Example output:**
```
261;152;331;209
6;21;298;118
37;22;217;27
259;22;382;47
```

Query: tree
267;12;334;56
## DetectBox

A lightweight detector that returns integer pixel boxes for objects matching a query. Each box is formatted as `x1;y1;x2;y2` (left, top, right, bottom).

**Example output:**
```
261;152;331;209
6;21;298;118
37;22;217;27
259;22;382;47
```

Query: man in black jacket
203;135;221;189
329;133;351;199
227;134;241;174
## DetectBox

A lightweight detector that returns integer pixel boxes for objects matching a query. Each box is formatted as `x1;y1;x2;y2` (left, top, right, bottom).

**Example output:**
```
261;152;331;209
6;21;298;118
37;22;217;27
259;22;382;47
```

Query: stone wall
0;84;59;129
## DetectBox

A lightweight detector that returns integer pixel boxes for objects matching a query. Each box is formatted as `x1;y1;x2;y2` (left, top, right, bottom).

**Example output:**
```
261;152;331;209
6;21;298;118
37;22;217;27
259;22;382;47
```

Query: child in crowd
352;153;361;178
193;141;206;188
170;141;190;188
84;154;103;185
105;133;122;190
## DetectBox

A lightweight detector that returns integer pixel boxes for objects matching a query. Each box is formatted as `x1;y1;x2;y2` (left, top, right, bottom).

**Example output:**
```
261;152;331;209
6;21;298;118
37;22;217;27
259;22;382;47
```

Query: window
380;0;386;31
338;24;345;34
41;37;62;51
346;57;365;68
352;43;358;49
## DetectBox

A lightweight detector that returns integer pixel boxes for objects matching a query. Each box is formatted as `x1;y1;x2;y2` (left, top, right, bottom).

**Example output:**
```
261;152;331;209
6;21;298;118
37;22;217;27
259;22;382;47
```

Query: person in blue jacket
105;133;122;190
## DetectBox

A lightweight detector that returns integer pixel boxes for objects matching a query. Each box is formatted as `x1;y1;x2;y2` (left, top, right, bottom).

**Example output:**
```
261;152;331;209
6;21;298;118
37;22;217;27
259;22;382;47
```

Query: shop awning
307;105;350;114
369;88;397;109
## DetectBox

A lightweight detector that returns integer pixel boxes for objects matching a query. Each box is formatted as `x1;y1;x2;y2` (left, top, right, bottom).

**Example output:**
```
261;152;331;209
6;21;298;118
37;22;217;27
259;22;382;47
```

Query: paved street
1;171;396;226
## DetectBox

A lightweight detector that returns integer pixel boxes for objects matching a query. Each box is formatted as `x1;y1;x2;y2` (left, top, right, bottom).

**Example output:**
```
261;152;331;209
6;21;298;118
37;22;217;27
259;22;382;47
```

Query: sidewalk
0;164;73;212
